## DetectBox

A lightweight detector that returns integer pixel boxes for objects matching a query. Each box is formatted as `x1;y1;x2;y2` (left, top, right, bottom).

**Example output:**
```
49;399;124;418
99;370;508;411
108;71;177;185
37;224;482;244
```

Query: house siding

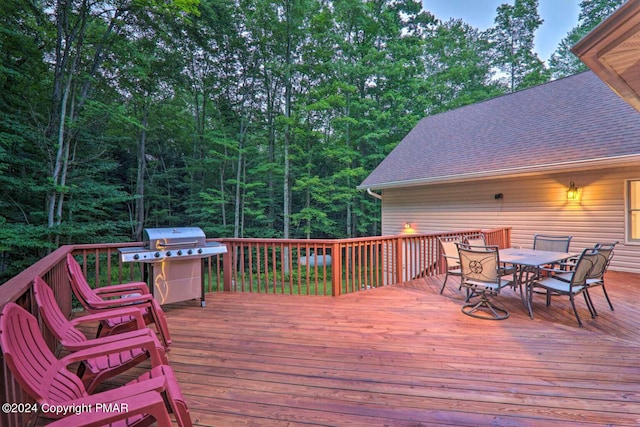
381;167;640;273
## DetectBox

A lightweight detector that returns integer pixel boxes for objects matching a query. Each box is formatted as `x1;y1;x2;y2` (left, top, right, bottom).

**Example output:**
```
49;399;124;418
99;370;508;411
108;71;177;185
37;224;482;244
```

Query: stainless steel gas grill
118;227;227;306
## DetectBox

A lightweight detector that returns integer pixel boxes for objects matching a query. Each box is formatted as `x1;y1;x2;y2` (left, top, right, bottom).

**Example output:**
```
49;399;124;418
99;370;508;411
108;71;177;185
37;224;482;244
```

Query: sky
422;0;582;62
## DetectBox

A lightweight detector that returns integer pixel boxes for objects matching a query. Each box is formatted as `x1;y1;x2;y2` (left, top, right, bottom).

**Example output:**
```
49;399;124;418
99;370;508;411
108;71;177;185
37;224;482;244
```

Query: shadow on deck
98;271;640;426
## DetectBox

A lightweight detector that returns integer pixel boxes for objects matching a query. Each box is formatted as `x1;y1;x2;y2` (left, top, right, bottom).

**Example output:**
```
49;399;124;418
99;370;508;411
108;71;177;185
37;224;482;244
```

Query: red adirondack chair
33;276;168;393
44;391;173;427
0;302;192;426
66;253;172;348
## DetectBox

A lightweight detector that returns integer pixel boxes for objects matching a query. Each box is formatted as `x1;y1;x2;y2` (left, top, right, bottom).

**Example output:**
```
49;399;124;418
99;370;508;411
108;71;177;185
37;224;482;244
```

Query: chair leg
439;273;449;294
569;294;583;327
546;290;551;307
461;295;509;320
583;290;597;318
601;285;614;311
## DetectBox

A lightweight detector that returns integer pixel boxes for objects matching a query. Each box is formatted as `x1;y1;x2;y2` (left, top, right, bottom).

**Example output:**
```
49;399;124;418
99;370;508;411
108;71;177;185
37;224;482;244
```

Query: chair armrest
44;391;173;427
70;306;147;330
93;281;150;296
62;329;167;363
442;254;460;265
87;295;154;309
61;335;165;367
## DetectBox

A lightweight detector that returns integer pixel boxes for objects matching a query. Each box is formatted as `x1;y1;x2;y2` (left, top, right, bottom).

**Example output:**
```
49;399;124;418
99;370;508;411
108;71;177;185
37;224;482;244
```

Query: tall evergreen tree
490;0;550;91
549;0;625;78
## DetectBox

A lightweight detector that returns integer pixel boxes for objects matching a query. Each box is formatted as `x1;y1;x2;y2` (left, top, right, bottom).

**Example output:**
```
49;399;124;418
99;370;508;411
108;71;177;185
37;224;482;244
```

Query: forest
0;0;623;280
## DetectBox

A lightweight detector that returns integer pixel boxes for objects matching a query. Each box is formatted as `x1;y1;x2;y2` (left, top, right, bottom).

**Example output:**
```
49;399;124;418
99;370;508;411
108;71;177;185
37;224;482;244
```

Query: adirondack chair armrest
62;329;167;362
61;335;166;367
87;295;154;309
93;281;150;296
44;391;173;427
70;306;147;330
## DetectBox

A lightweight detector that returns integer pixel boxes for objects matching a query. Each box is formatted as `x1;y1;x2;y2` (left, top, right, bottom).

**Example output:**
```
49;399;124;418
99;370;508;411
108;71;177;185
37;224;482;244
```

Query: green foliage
0;0;597;282
549;0;625;78
489;0;550;91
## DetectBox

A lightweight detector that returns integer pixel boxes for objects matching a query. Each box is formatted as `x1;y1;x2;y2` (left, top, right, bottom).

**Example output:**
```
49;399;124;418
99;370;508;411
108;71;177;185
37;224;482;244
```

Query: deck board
86;271;640;426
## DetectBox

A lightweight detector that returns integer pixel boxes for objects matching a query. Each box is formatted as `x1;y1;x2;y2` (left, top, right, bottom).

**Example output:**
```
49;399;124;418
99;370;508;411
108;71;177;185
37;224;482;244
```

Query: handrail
217;228;512;296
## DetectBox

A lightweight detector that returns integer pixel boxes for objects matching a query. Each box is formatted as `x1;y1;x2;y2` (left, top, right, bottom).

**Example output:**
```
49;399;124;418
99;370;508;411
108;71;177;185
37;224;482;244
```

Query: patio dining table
499;247;580;319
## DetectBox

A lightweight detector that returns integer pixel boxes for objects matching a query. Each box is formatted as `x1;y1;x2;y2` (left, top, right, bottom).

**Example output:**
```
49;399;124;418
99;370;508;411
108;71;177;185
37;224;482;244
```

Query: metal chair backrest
464;233;486;247
438;236;462;262
533;234;572;252
570;248;600;286
456;244;501;285
589;242;617;279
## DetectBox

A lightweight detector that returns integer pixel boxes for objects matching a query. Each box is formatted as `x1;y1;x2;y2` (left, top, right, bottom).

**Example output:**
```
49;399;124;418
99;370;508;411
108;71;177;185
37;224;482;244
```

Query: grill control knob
166;251;172;256
133;254;140;260
197;248;203;254
187;249;193;255
154;252;161;258
177;250;183;256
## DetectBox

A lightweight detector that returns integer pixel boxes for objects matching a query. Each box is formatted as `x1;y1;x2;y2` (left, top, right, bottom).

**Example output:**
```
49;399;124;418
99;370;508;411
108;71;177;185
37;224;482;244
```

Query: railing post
331;241;342;296
223;244;233;292
395;236;404;285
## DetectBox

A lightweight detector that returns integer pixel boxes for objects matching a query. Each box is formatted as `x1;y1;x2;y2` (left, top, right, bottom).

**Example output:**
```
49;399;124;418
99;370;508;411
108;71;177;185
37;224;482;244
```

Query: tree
490;0;550;91
549;0;625;78
424;19;505;114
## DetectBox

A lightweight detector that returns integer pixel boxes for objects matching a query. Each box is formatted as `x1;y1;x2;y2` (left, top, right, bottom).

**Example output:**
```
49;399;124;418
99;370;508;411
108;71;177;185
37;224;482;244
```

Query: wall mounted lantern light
567;181;580;201
403;222;417;234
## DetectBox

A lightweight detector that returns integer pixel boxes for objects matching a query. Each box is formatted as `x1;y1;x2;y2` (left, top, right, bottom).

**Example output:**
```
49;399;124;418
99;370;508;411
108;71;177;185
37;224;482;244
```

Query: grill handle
157;240;199;248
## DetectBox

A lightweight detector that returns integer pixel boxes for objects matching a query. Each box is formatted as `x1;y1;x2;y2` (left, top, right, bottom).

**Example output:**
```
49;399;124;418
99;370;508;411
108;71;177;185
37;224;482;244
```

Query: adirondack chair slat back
66;254;103;307
34;276;85;344
0;303;86;404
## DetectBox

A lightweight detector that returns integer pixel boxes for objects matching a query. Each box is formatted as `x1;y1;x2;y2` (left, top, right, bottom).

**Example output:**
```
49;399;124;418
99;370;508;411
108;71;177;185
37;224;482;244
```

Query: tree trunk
48;71;73;228
234;128;244;238
134;106;149;241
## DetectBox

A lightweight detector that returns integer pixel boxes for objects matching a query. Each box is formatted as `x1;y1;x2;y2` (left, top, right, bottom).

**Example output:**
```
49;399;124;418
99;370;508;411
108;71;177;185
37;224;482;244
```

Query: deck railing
0;227;510;427
221;228;510;295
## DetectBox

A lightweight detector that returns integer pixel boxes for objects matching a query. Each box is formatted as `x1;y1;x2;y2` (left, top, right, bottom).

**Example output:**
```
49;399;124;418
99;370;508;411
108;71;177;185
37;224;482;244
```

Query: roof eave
572;0;640;113
357;154;640;191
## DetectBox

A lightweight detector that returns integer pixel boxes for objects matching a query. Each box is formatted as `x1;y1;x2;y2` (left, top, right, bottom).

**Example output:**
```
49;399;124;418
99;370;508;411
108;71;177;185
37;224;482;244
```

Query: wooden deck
103;271;640;426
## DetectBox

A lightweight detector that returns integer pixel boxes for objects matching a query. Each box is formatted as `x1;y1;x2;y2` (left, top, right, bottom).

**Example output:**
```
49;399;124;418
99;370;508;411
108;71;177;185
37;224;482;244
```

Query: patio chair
67;253;172;348
33;276;168;393
556;242;617;314
533;234;572;252
532;234;574;301
464;233;486;247
437;236;462;294
0;302;192;426
456;244;514;320
530;248;599;327
464;233;516;279
586;242;617;313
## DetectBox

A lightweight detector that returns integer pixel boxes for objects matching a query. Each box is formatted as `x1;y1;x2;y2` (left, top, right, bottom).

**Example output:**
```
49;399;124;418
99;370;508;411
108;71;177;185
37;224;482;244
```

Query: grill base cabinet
118;227;227;307
150;258;204;305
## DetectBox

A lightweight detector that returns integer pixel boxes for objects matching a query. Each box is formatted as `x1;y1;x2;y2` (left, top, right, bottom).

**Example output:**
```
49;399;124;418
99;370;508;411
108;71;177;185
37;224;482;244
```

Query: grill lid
144;227;206;249
118;226;226;263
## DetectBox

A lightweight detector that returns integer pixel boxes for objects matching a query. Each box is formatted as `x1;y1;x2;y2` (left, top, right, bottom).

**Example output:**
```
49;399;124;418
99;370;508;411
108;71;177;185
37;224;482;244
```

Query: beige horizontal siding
380;166;640;273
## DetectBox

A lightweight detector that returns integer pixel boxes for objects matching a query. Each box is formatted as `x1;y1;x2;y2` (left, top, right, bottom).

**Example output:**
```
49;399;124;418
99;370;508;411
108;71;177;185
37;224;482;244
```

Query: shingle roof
358;71;640;190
